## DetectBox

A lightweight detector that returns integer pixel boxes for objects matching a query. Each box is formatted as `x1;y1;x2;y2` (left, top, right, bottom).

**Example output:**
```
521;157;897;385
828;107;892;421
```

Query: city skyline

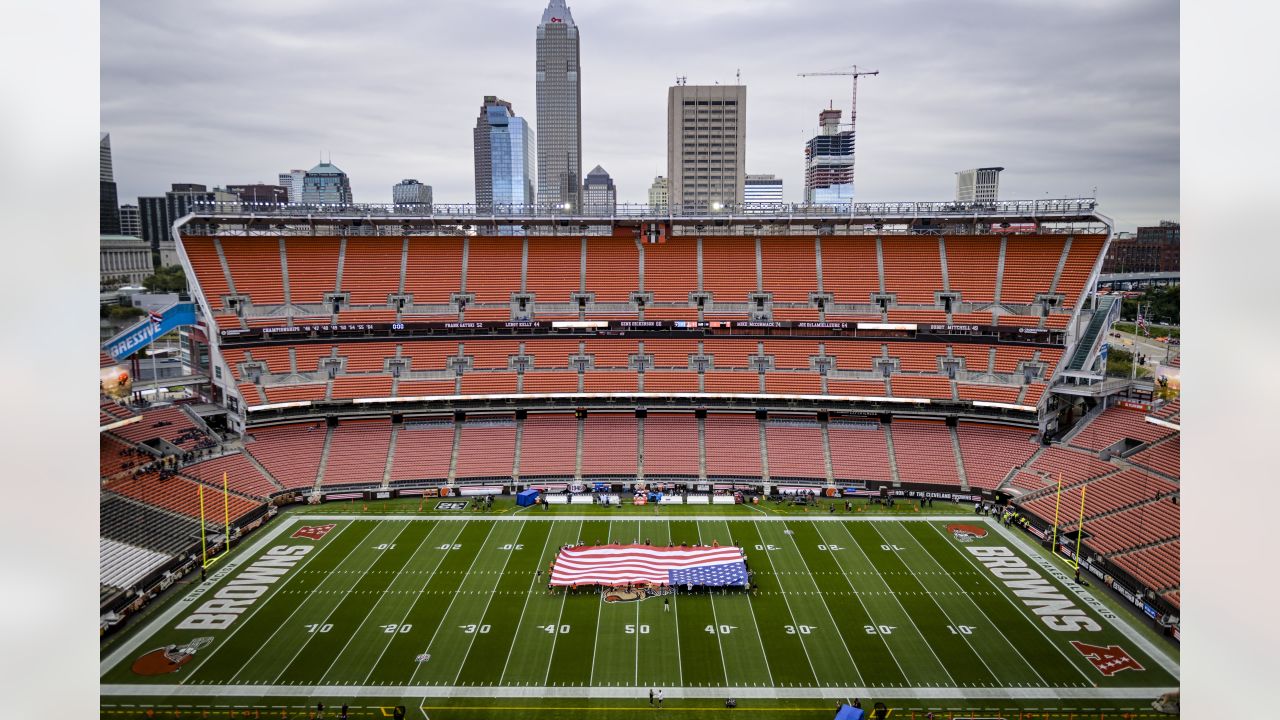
101;0;1177;230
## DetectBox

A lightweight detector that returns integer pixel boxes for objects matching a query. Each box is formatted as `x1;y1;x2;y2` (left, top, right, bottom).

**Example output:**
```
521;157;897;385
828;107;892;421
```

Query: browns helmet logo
131;637;212;676
946;523;989;542
1070;640;1145;677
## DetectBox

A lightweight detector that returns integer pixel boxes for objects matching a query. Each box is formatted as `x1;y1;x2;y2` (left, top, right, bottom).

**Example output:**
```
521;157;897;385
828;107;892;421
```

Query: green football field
100;512;1179;719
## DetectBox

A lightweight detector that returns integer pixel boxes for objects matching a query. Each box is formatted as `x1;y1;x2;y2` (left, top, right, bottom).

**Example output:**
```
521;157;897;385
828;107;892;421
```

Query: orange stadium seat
284;237;341;305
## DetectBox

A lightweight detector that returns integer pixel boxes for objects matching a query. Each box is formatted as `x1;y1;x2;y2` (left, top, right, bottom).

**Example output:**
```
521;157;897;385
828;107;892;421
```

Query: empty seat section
1070;407;1174;452
336;309;398;323
526;236;582;303
583;339;637;369
112;407;201;448
183;237;232;304
888;342;945;372
703;372;760;393
764;341;817;369
957;384;1022;404
1130;436;1179;479
100;495;201;555
454;419;516;479
263;384;327;403
464;340;520;370
219;348;248;380
640;307;698;320
402;341;457;372
343;237;402;304
238;383;266;405
771;307;821;321
1021;385;1046;406
641;414;699;476
1000;236;1064;304
888;375;952;400
952;312;995;325
1056;235;1106;307
949;344;992;373
390;420;454;482
1028;446;1116;487
293;345;334;374
340;342;397;372
891;419;960;486
245;346;292;375
704;414;762;477
466;237;523;303
1037;348;1064;372
1009;471;1051;493
702;236;757;302
993;346;1037;373
323;418;393;487
643;339;695;369
643;239;698;304
460;372;518;395
246;422;326;489
886;309;948;324
1112;539;1179;590
882;237;942;304
585;236;639;302
583;371;638;393
765;421;826;478
944;236;1000;304
404;237;464;305
996;314;1042;328
284;237;341;304
222;237;285;305
641;371;700;393
100;537;173;591
331;375;393;399
104;472;259;523
519;414;577;477
821;237;879;305
702;339;752;368
581;414;639;475
1151;398;1180;422
955;423;1038;490
525;339;578;370
521;372;579;393
183;453;277;498
764;372;822;395
1044;314;1072;329
826;342;881;372
395;379;457;397
760;236;816;302
828;421;893;482
827;379;889;397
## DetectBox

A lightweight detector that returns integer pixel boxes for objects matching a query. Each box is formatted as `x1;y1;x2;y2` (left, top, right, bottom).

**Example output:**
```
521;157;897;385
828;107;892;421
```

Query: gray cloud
102;0;1177;230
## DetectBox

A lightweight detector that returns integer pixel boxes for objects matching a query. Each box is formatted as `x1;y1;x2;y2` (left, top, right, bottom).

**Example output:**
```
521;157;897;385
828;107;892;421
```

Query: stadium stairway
883;423;903;486
949;425;970;491
508;416;523;481
996;444;1049;491
312;424;335;492
635;414;645;479
1057;402;1109;447
1066;295;1117;371
575;414;585;480
697;414;708;480
381;422;400;488
820;420;835;485
757;418;771;485
238;445;286;492
447;420;463;482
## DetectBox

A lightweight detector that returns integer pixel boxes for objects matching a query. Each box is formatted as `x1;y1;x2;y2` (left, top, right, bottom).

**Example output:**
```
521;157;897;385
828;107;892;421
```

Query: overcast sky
102;0;1178;231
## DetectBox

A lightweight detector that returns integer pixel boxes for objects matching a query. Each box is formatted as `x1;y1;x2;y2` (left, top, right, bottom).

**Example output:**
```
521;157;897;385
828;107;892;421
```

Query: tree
143;265;188;293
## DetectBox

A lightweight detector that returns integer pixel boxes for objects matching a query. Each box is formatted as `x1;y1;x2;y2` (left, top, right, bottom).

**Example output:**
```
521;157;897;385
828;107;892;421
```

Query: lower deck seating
828;421;893;482
1128;435;1180;479
390;420;454;482
641;414;700;477
100;495;200;556
182;453;278;498
890;420;960;486
1112;541;1179;592
1070;406;1174;452
581;414;639;476
322;418;393;487
705;414;762;477
100;538;172;591
519;414;578;477
454;420;516;479
955;423;1038;490
103;471;260;527
245;422;326;489
765;421;826;479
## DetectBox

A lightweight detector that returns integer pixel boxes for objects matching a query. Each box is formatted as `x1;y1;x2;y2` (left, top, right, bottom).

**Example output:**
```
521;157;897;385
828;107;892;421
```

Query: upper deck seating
944;236;1000;304
760;236;817;304
526;236;582;304
284;237;340;305
881;236;942;304
342;237;402;305
1000;236;1063;304
702;236;758;303
222;237;285;305
403;237;464;306
585;236;639;303
820;237;879;305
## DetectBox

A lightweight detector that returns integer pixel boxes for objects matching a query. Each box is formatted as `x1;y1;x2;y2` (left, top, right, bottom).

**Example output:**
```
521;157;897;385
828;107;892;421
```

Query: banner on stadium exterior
325;492;363;501
103;302;197;361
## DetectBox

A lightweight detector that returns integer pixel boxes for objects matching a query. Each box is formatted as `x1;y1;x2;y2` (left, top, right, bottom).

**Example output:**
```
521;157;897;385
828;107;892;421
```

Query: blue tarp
516;489;540;507
834;706;865;720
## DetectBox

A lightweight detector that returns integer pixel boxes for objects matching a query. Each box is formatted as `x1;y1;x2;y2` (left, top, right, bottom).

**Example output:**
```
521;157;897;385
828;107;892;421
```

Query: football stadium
97;201;1181;718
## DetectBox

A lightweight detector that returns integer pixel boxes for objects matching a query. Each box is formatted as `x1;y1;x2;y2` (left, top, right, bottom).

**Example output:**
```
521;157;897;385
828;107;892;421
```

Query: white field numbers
373;543;396;550
539;624;571;634
438;544;462;550
460;624;491;634
785;624;816;634
948;624;976;635
500;544;524;550
625;624;650;634
865;625;896;635
754;544;779;551
816;544;844;551
705;625;736;635
304;623;333;633
881;544;906;551
382;624;412;633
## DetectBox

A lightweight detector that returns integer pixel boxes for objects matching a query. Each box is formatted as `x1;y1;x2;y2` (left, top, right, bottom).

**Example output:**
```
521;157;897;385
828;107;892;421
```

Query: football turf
101;514;1178;717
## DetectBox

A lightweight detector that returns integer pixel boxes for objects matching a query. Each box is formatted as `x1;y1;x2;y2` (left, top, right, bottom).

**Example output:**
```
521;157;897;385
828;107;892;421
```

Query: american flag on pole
148;310;163;327
550;544;747;587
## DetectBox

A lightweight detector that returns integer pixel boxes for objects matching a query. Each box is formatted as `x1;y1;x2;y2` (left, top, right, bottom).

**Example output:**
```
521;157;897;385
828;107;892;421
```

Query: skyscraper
301;162;353;205
744;174;783;210
955;167;1003;203
278;169;306;202
804;108;854;205
393;179;433;208
100;133;121;234
535;0;582;210
647;176;669;211
119;204;141;238
582;165;616;215
474;96;536;209
667;84;746;212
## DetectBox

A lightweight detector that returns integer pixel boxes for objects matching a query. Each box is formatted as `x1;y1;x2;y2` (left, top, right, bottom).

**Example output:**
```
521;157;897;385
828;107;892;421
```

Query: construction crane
797;65;879;191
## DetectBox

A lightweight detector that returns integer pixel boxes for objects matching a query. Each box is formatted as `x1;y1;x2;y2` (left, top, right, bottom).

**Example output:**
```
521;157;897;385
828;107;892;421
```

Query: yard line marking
450;521;534;685
695;521;733;686
315;521;450;684
923;521;1118;685
266;521;417;685
741;523;821;685
862;521;1003;685
986;519;1180;679
497;519;561;685
832;520;956;685
713;518;775;687
767;521;865;686
809;520;909;682
665;520;684;688
541;519;583;686
100;682;1178;700
587;518;612;687
175;520;359;684
884;520;1050;687
406;521;500;685
634;519;641;687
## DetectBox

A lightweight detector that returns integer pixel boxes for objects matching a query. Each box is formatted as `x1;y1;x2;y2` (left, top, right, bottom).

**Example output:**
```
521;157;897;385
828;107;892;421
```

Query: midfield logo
946;523;989;542
131;637;212;676
291;524;336;540
1070;640;1145;676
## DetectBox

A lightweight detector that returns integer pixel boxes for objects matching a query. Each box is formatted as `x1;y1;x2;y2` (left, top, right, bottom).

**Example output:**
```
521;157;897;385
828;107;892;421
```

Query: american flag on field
550;544;747;587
